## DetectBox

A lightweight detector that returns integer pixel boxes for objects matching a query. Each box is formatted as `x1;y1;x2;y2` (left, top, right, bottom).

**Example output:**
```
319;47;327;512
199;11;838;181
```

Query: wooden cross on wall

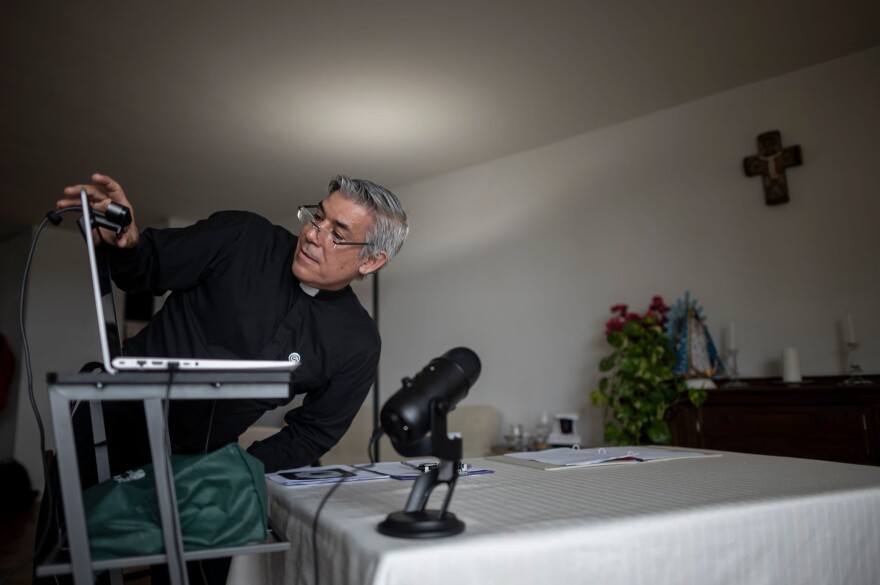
742;130;802;205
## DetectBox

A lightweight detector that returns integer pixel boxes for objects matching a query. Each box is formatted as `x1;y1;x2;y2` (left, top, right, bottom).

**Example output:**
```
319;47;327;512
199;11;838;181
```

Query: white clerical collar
299;283;320;297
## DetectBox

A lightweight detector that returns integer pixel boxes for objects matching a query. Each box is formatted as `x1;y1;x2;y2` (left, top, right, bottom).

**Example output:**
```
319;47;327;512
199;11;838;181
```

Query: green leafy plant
590;296;706;445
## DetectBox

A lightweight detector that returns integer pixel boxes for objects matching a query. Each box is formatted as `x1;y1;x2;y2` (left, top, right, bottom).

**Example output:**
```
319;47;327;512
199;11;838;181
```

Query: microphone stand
378;399;465;538
371;272;381;462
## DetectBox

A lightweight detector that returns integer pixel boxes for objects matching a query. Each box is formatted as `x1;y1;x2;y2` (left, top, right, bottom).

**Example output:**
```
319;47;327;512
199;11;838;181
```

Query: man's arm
105;211;265;295
246;345;380;472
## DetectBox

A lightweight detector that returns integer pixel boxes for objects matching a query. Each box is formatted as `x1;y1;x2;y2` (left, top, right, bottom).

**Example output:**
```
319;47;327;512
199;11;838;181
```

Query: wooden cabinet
667;377;880;465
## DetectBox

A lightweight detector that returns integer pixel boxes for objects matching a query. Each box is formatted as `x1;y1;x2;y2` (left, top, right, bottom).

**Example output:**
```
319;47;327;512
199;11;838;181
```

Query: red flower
610;304;628;316
649;295;669;314
607;297;672;335
605;317;624;334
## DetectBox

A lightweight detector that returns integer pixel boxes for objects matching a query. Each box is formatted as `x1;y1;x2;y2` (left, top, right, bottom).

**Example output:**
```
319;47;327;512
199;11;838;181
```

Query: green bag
83;443;267;560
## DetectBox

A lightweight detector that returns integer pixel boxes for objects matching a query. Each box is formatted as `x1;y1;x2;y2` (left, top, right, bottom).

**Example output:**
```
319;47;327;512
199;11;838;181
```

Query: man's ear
359;251;388;277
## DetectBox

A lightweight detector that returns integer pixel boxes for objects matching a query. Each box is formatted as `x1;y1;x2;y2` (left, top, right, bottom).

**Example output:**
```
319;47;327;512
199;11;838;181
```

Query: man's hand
59;173;139;249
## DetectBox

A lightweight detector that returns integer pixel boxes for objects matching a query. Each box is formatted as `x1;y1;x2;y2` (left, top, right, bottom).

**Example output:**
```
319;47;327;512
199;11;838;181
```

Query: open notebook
80;189;301;374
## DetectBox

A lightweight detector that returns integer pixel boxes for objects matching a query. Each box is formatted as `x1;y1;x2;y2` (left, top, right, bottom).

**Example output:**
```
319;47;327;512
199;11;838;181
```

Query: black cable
0;209;81;585
198;398;218;585
367;427;384;465
161;365;188;585
311;477;343;585
311;428;384;585
203;400;217;453
2;204;138;585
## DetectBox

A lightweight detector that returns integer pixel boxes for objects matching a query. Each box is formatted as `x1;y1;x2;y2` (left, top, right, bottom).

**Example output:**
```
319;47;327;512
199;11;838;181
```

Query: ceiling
3;1;879;236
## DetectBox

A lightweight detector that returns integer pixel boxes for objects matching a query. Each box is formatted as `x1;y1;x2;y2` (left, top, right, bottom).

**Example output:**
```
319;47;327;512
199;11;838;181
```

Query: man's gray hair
327;175;409;266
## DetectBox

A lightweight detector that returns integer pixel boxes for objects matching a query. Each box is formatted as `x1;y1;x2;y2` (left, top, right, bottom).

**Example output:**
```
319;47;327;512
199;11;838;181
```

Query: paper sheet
503;446;710;467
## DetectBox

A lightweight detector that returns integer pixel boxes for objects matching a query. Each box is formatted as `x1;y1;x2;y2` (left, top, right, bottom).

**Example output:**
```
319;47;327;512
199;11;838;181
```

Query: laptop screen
79;190;300;373
80;190;125;371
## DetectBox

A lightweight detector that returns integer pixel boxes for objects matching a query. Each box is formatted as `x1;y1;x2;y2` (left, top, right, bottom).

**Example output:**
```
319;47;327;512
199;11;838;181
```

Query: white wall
379;48;880;445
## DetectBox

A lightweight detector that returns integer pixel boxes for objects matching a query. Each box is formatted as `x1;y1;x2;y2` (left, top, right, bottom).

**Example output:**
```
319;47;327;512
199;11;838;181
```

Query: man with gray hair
57;172;408;473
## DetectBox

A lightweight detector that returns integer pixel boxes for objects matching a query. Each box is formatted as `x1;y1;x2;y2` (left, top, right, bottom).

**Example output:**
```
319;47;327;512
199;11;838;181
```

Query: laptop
79;189;301;374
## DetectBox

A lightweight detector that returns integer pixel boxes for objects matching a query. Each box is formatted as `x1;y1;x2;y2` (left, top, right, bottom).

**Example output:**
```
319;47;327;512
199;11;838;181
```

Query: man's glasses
297;205;370;248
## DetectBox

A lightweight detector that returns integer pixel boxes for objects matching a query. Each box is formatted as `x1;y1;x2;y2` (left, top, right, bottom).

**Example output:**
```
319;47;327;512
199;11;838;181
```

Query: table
239;450;880;585
38;371;292;585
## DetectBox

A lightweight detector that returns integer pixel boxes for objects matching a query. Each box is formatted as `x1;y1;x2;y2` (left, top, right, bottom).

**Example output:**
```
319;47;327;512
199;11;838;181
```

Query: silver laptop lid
81;189;123;373
80;191;300;373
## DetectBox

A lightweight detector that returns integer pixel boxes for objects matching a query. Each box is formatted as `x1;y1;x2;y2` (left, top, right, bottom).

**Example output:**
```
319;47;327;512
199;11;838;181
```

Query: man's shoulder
323;287;375;319
201;210;294;244
316;288;380;338
206;210;279;230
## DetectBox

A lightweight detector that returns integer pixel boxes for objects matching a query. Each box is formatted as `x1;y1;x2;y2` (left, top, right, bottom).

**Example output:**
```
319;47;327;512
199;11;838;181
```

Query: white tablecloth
231;451;880;585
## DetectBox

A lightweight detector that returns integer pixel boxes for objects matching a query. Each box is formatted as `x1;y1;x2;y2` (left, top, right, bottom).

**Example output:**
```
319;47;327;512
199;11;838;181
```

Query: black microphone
72;201;133;240
103;201;132;229
380;347;481;447
45;202;132;230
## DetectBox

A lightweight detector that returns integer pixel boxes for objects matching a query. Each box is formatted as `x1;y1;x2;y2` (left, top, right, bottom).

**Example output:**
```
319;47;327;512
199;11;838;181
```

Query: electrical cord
198;399;218;585
161;365;189;585
203;400;217;453
0;208;83;585
1;205;132;585
367;427;384;465
160;368;217;585
310;427;385;585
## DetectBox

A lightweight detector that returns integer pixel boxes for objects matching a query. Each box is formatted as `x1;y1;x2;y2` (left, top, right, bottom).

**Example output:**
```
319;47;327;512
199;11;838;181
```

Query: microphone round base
377;510;465;539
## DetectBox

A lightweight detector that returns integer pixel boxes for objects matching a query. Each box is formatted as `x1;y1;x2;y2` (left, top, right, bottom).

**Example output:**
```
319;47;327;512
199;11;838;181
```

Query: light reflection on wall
258;75;483;153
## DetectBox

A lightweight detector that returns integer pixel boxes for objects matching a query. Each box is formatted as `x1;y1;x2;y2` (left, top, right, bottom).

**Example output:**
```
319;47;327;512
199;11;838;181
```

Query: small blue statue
665;292;724;380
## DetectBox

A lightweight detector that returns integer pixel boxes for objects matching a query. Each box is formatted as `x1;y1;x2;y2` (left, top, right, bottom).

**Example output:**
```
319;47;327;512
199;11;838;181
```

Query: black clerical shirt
107;210;380;472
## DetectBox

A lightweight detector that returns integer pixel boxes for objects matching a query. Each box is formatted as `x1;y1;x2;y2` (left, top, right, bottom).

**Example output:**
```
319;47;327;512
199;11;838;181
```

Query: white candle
727;322;736;351
782;347;802;383
845;313;857;344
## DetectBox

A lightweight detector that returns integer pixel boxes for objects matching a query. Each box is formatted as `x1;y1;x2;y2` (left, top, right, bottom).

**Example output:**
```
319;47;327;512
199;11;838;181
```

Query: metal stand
377;459;465;538
841;342;871;385
37;371;292;585
721;349;747;387
378;399;465;538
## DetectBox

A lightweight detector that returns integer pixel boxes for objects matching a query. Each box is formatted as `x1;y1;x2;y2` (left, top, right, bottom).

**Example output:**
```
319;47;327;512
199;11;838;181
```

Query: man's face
292;191;387;290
